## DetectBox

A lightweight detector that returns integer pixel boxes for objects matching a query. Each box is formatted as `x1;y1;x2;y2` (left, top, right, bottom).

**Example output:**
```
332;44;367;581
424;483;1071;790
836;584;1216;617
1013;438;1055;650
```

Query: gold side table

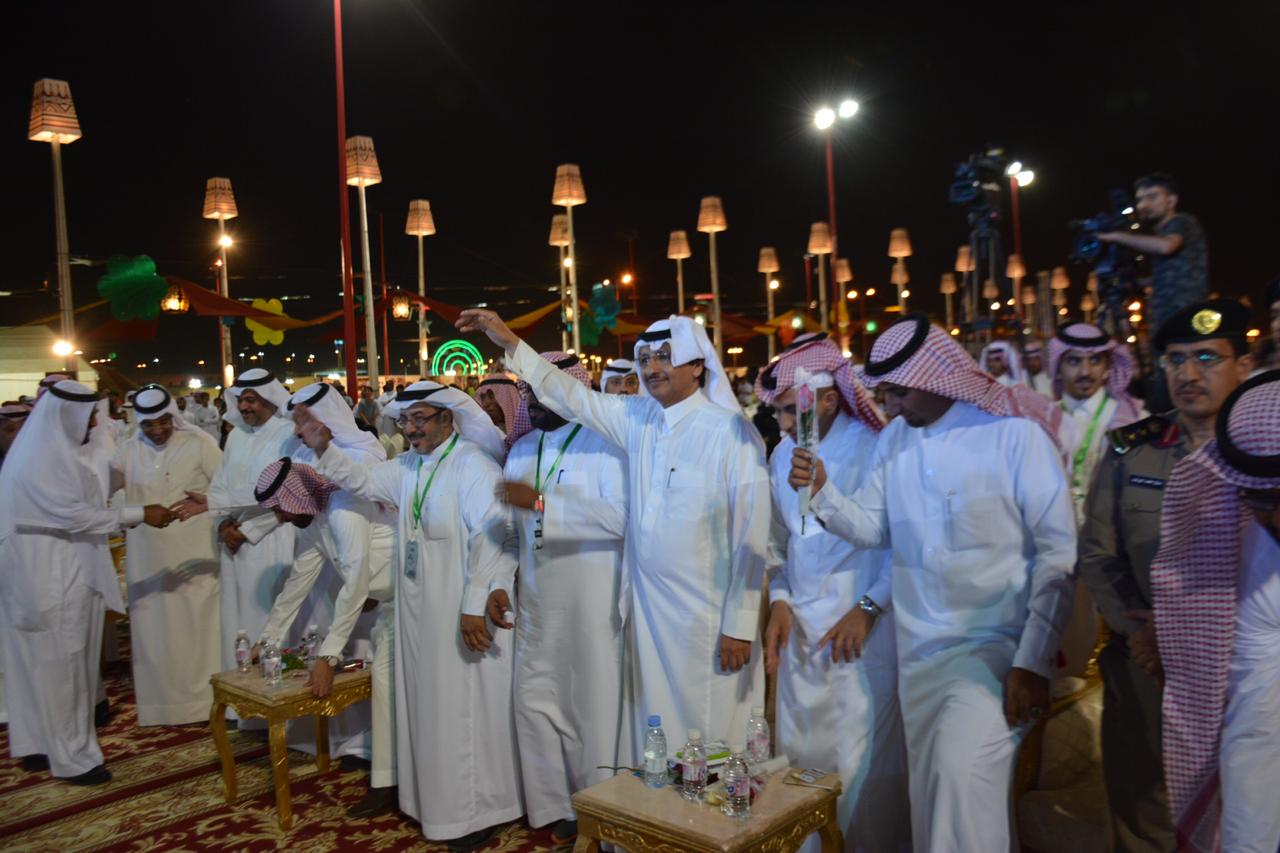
209;667;372;829
571;769;843;852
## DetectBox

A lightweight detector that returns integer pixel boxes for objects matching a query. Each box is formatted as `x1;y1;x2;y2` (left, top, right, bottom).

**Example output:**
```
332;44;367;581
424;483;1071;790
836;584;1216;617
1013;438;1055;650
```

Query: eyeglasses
395;410;444;429
1158;350;1233;372
1238;488;1280;514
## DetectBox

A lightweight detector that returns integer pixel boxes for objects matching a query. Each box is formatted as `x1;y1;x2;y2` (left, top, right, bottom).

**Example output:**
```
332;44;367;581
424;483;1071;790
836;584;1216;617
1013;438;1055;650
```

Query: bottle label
645;755;665;775
726;777;748;797
235;648;249;665
684;763;706;783
750;732;770;758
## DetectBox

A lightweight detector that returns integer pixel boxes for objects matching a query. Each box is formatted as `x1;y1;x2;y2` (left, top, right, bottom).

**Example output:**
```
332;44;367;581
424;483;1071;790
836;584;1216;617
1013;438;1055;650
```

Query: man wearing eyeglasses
1078;298;1253;853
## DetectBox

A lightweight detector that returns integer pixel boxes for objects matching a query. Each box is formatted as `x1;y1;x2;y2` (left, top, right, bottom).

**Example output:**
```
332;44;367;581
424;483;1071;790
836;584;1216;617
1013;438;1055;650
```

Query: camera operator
1098;173;1207;330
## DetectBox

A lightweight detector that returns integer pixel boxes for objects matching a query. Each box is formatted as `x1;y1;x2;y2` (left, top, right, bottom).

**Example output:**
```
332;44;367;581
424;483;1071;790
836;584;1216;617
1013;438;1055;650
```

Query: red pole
379;212;390;377
334;0;358;394
1009;177;1023;260
825;130;840;311
804;254;813;317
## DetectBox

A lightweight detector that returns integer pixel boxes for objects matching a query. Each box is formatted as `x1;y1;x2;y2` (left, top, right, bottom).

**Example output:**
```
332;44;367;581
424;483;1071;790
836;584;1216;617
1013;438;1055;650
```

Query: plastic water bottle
302;624;320;663
261;641;283;687
234;630;252;673
721;742;750;818
680;729;707;802
746;706;771;765
643;714;667;788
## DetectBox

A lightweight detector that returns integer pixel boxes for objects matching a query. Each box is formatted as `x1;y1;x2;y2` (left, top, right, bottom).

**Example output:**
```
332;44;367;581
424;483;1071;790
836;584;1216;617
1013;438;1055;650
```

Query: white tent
0;326;99;401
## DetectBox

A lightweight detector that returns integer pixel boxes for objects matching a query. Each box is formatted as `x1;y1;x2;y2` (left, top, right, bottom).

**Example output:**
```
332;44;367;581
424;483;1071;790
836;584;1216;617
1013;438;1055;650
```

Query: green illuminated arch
431;339;485;376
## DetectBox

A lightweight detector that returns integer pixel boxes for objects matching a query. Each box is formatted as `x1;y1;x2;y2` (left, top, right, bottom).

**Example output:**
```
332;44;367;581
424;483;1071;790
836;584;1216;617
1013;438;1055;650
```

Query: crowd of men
0;276;1277;853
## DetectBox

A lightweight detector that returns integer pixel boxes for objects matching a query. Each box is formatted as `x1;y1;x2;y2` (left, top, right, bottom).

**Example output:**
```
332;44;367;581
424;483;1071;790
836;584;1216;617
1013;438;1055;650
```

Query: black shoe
20;754;50;772
445;824;500;851
346;785;397;818
62;764;112;786
551;819;578;844
339;754;372;772
94;699;111;727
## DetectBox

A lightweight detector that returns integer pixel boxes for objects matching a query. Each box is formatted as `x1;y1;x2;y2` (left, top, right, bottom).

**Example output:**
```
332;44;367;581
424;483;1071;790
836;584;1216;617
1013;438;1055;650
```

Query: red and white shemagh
857;316;1064;447
1048;322;1144;426
755;334;884;433
509;351;593;447
255;459;339;516
479;374;523;453
1151;371;1280;852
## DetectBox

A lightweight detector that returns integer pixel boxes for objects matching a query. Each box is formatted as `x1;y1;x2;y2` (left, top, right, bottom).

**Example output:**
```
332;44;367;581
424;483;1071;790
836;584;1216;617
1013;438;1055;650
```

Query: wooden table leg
572;815;601;852
209;701;237;803
316;715;330;773
268;717;293;830
817;808;843;853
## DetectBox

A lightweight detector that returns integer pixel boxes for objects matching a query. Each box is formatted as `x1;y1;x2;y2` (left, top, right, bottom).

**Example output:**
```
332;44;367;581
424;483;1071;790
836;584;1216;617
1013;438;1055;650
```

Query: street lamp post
1004;161;1035;260
332;0;359;393
697;197;728;356
940;272;958;329
834;258;853;353
202;178;239;386
549;214;571;352
888;228;912;312
28;79;82;373
552;165;587;354
758;247;780;360
813;99;858;314
667;230;691;314
406;200;436;376
808;223;833;332
346;135;383;389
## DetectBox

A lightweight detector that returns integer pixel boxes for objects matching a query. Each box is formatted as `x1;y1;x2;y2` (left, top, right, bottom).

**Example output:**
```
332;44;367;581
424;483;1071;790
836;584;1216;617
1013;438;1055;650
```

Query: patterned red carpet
0;633;559;852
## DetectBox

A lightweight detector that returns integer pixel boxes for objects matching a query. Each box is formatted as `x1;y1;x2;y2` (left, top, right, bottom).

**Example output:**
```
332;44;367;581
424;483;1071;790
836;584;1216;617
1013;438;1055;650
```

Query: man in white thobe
193;391;222;441
1023;342;1053;399
1149;370;1280;852
756;334;910;852
298;382;521;849
499;351;629;844
457;309;770;754
204;369;298;713
790;314;1076;852
0;380;173;784
602;358;639;395
110;385;222;726
979;339;1024;388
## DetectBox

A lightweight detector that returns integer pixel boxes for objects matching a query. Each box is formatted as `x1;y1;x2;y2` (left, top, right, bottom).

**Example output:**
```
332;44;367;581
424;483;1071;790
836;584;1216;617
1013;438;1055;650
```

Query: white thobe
194;404;222;441
768;413;910;853
1028;372;1053;399
504;422;629;828
206;418;299;679
111;429;223;725
993;373;1018;388
507;340;770;754
0;482;137;776
810;401;1076;853
317;436;522;839
1219;520;1280;852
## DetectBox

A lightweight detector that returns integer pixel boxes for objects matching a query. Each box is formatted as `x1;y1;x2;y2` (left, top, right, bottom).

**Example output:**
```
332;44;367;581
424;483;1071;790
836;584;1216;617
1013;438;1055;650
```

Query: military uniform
1078;413;1187;853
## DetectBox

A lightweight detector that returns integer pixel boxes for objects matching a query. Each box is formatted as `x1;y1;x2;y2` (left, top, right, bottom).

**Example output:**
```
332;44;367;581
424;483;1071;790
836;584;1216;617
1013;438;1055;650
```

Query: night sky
8;1;1279;384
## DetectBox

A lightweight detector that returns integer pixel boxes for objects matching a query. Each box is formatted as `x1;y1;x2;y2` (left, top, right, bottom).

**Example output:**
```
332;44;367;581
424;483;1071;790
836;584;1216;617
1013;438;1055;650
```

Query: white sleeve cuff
118;505;146;527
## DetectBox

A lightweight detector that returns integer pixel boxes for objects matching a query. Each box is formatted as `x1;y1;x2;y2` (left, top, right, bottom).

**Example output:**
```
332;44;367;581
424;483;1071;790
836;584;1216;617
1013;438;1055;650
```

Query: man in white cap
267;381;398;817
498;351;629;845
1149;370;1280;851
601;358;639;395
1023;342;1053;398
978;339;1024;388
0;380;173;784
789;313;1076;853
755;332;910;852
1049;321;1148;521
110;385;223;726
203;369;299;697
456;309;770;757
297;381;520;850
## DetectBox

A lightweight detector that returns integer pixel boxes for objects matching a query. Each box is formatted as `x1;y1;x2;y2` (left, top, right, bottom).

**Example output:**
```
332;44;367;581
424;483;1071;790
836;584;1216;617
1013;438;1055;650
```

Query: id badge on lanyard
403;539;419;580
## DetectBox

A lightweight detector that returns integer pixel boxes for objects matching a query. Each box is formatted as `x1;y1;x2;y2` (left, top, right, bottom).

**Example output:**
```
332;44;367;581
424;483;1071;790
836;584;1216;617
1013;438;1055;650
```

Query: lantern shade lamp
758;246;780;274
667;230;691;259
887;228;913;259
1005;253;1026;280
202;178;239;221
28;79;82;144
982;279;999;300
697;197;727;233
1081;292;1097;313
391;292;412;320
406;199;436;237
549;214;571;248
1087;272;1099;292
552;164;587;206
807;222;833;255
890;263;910;287
834;258;853;284
940;273;958;295
955;245;976;273
1053;290;1068;307
161;283;189;314
1051;266;1071;290
345;136;382;187
1022;285;1038;305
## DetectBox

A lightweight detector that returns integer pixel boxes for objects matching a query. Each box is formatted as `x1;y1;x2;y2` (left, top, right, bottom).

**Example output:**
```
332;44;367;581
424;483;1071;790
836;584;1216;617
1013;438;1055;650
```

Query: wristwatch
856;595;883;617
320;655;341;668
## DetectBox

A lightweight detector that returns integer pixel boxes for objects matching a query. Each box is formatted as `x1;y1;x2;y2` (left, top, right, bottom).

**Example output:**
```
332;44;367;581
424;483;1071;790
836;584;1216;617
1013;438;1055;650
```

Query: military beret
1151;298;1251;353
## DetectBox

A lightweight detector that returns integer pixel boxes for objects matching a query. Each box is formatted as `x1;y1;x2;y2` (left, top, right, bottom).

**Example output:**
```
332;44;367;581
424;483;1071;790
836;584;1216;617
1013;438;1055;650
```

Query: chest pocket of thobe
543;470;588;547
662;468;713;568
422;494;457;544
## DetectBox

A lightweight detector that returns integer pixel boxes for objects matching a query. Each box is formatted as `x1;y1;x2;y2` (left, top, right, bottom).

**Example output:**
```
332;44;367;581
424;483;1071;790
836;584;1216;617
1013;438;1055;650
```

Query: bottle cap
306;623;318;632
730;742;746;754
751;706;764;716
237;628;247;636
688;728;701;741
647;714;661;727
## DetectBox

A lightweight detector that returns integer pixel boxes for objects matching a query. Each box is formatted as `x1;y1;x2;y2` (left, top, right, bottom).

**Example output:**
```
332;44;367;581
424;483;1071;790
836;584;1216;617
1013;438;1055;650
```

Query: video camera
948;147;1007;210
1068;189;1135;276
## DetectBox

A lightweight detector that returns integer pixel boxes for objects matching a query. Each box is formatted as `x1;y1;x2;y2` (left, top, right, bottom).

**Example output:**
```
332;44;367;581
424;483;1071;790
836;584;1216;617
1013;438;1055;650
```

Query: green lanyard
1062;394;1109;493
411;434;459;529
536;424;582;493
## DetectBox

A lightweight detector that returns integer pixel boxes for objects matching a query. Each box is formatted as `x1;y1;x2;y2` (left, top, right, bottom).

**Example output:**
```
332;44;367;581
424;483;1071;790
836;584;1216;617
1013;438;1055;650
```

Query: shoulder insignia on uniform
1107;414;1171;454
